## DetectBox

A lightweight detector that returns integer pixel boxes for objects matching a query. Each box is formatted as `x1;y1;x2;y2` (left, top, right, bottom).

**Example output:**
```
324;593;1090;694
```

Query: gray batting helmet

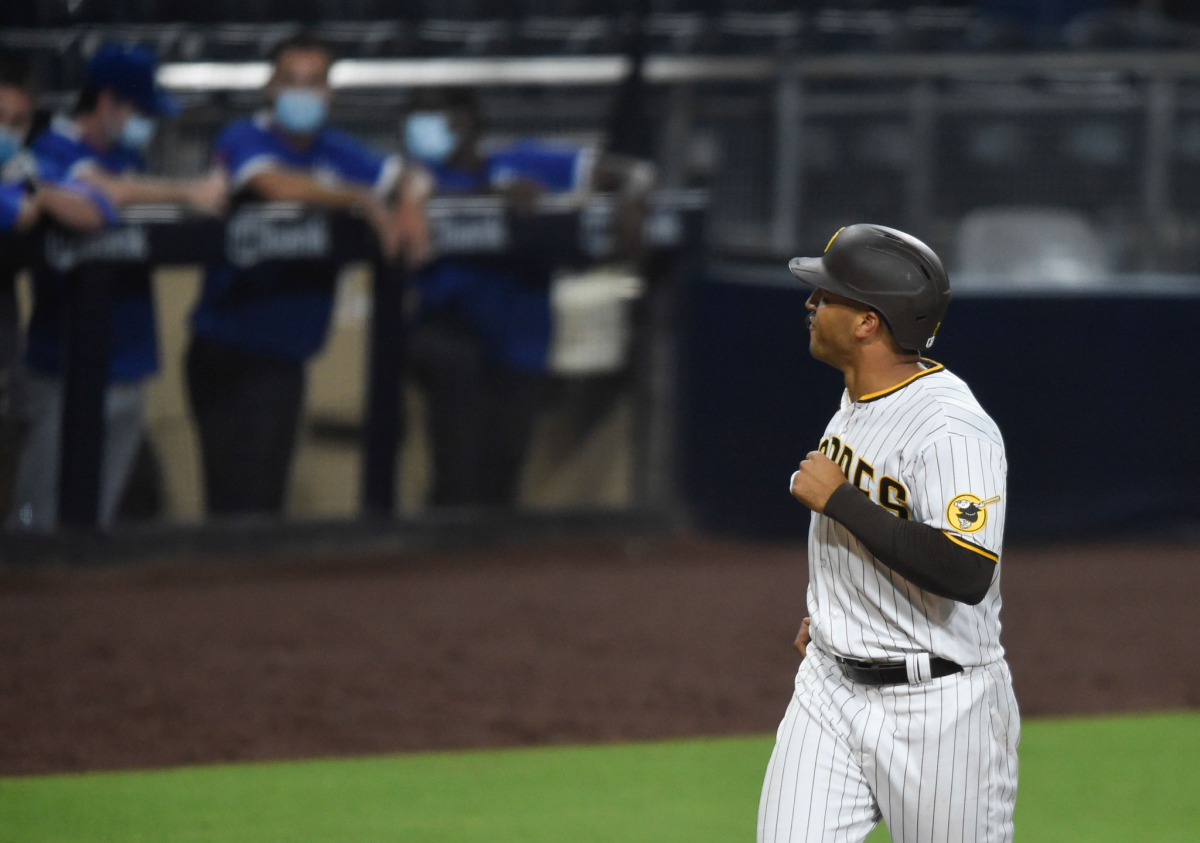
788;224;951;352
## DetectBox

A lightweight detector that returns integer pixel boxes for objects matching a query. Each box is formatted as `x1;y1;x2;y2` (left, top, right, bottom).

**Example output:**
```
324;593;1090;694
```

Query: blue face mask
0;126;22;166
121;114;157;150
275;88;328;134
405;112;457;165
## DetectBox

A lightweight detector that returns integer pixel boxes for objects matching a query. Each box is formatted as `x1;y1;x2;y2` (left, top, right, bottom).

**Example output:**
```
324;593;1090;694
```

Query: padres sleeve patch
947;493;1000;534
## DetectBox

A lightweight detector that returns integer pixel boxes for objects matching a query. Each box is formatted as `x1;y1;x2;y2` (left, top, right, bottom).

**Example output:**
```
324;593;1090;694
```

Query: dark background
681;271;1200;539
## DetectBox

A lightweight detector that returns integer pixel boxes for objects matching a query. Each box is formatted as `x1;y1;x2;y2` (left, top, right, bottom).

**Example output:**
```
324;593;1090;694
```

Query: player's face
805;288;870;366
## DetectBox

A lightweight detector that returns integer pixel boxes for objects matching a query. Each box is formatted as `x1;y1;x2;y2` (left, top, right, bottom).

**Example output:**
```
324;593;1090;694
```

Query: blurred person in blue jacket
402;87;653;508
2;52;127;517
8;43;227;531
187;32;429;517
1;51;123;356
1;52;46;399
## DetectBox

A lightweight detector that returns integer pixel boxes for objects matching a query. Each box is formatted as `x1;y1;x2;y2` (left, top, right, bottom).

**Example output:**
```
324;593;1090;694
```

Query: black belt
835;655;963;686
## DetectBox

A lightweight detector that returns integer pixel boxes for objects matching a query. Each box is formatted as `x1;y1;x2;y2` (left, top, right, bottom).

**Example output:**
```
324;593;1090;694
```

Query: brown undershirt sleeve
821;483;996;605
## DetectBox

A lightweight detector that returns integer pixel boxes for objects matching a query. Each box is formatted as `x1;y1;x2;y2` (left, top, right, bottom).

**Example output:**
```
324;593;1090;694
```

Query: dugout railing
9;191;705;531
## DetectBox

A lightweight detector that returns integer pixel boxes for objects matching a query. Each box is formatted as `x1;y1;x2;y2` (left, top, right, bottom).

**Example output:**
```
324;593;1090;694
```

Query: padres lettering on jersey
806;360;1008;667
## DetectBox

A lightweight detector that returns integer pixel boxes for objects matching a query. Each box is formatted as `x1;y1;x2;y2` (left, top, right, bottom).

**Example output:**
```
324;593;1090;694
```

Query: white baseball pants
758;645;1019;843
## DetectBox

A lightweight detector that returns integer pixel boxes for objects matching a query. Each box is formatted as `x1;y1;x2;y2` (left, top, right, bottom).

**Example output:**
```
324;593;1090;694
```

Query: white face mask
275;88;328;133
0;125;22;166
404;111;457;165
120;114;156;150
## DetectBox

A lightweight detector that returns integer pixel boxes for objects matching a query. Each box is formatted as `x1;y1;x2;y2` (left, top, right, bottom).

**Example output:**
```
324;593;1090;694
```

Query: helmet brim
789;255;910;347
788;256;866;307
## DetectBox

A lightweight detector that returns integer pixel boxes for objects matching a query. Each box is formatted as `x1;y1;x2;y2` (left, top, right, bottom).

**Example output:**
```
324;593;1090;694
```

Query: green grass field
1;711;1197;843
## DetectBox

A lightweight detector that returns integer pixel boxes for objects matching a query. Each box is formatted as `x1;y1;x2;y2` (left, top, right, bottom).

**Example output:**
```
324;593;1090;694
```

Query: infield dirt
2;537;1197;775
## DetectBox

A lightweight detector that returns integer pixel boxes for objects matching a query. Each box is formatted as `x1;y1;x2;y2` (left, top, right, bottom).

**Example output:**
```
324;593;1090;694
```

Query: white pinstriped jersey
807;360;1007;667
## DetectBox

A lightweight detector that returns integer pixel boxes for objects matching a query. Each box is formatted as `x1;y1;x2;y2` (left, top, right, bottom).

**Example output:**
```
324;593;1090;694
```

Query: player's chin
807;334;827;361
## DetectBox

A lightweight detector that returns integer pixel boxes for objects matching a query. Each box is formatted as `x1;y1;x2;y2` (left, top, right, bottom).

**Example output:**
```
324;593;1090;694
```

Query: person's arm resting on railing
591;151;657;260
77;163;227;216
245;158;429;267
35;182;112;231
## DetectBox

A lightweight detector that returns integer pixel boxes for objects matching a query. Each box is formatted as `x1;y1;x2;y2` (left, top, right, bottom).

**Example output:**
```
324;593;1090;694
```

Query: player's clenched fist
789;451;849;513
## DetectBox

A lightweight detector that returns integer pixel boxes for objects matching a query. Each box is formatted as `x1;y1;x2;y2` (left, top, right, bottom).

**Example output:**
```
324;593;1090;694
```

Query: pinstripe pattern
759;363;1019;843
758;649;1019;843
807;364;1007;667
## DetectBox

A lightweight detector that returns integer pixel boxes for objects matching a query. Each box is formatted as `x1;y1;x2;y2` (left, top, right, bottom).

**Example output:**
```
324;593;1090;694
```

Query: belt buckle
904;652;934;684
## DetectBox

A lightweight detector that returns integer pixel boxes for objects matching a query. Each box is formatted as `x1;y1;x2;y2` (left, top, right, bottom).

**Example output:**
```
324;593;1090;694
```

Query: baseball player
758;224;1019;843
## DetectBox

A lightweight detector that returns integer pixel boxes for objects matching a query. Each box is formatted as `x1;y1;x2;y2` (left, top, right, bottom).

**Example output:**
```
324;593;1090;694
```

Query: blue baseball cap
86;43;179;117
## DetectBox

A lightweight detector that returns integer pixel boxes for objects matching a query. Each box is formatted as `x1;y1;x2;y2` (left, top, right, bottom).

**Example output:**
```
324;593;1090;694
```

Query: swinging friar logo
946;493;1000;534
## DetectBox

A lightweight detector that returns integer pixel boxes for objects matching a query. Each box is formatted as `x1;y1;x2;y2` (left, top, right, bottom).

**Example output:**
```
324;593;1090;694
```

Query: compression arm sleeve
822;483;996;605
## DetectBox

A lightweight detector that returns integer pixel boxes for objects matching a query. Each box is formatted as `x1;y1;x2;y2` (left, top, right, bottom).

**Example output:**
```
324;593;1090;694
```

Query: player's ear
855;309;881;341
